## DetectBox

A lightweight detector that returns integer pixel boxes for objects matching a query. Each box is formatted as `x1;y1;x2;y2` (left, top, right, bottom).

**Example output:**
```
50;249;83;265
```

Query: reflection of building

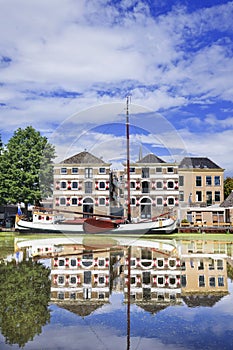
123;245;182;304
15;237;233;315
50;245;111;303
179;240;228;299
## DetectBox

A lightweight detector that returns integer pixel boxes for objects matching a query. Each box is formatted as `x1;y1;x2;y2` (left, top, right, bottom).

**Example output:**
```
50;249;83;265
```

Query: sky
0;0;233;176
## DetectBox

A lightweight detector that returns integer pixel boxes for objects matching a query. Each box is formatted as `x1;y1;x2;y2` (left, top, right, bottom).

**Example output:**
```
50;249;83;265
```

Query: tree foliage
224;177;233;199
0;126;55;206
0;260;51;347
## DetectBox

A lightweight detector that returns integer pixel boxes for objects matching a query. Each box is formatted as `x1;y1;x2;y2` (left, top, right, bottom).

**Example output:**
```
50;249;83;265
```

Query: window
179;191;184;202
157;259;164;268
130;181;135;189
214;176;220;186
58;292;64;300
168;197;174;206
60;181;66;189
98;259;105;267
156;197;163;206
196;191;202;202
60;197;66;206
206;191;212;205
98;293;105;299
167;167;174;173
72;198;78;205
215;191;221;202
142;272;151;284
85;181;92;194
130;276;136;284
70;292;76;300
169;276;176;285
84;271;92;284
199;275;205;287
181;275;186;287
156;181;163;189
218;276;224;287
167;181;174;189
99;167;106;174
169;259;176;268
70;259;77;267
142;168;149;178
157;276;164;285
58;275;65;284
206;176;212;186
196;176;202;186
209;277;215;287
198;260;204;270
99;181;106;190
179;176;184;186
99;198;105;206
99;276;105;284
130;197;136;205
59;259;65;267
156;167;162;173
72;167;78;174
217;260;223;270
142;181;149;193
129;167;135;173
85;168;93;178
72;181;78;189
70;276;77;284
60;167;67;174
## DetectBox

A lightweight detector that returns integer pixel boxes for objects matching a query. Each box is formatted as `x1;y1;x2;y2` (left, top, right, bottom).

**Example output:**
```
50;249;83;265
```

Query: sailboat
16;97;177;235
82;97;177;235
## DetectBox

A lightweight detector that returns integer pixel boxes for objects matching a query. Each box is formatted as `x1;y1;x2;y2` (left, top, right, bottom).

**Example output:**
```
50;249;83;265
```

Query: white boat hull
16;217;176;235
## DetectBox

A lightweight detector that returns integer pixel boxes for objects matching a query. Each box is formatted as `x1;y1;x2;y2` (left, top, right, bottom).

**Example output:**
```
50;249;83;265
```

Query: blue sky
1;0;233;175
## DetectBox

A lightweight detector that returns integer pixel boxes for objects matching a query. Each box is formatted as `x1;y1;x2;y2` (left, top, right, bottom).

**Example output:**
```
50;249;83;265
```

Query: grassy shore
1;230;233;242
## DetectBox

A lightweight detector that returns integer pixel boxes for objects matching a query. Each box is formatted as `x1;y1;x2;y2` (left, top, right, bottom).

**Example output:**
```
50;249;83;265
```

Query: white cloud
0;0;233;173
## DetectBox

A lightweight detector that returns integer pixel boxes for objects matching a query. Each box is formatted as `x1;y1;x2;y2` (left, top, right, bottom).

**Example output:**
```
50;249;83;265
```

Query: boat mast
126;96;131;222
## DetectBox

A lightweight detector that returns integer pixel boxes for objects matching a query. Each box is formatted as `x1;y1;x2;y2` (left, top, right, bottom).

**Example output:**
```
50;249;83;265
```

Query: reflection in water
1;236;233;349
0;260;50;347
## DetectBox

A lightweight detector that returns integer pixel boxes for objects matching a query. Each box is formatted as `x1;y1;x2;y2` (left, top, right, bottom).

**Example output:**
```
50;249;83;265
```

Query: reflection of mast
126;96;131;223
127;246;131;350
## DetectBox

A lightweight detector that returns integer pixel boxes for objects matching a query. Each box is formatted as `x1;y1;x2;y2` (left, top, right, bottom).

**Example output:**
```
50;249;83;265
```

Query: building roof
136;153;165;164
61;151;108;165
179;157;221;169
220;191;233;207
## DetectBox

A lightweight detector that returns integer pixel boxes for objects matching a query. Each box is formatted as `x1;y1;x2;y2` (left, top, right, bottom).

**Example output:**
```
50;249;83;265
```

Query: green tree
0;126;55;208
224;177;233;199
0;260;51;347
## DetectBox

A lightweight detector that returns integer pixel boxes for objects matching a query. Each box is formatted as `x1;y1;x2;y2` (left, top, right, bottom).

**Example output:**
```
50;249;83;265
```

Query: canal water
0;234;233;350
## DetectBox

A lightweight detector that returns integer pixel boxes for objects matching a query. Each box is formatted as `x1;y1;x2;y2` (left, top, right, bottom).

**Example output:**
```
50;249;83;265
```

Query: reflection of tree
0;260;51;347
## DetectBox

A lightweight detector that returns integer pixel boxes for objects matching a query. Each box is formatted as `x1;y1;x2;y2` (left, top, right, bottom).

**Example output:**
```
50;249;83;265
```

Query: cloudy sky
1;0;233;175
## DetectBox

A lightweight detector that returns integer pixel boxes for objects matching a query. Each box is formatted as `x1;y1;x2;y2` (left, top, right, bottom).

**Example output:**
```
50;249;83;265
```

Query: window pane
196;176;202;186
215;191;220;202
179;176;184;186
214;176;220;185
206;176;212;186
